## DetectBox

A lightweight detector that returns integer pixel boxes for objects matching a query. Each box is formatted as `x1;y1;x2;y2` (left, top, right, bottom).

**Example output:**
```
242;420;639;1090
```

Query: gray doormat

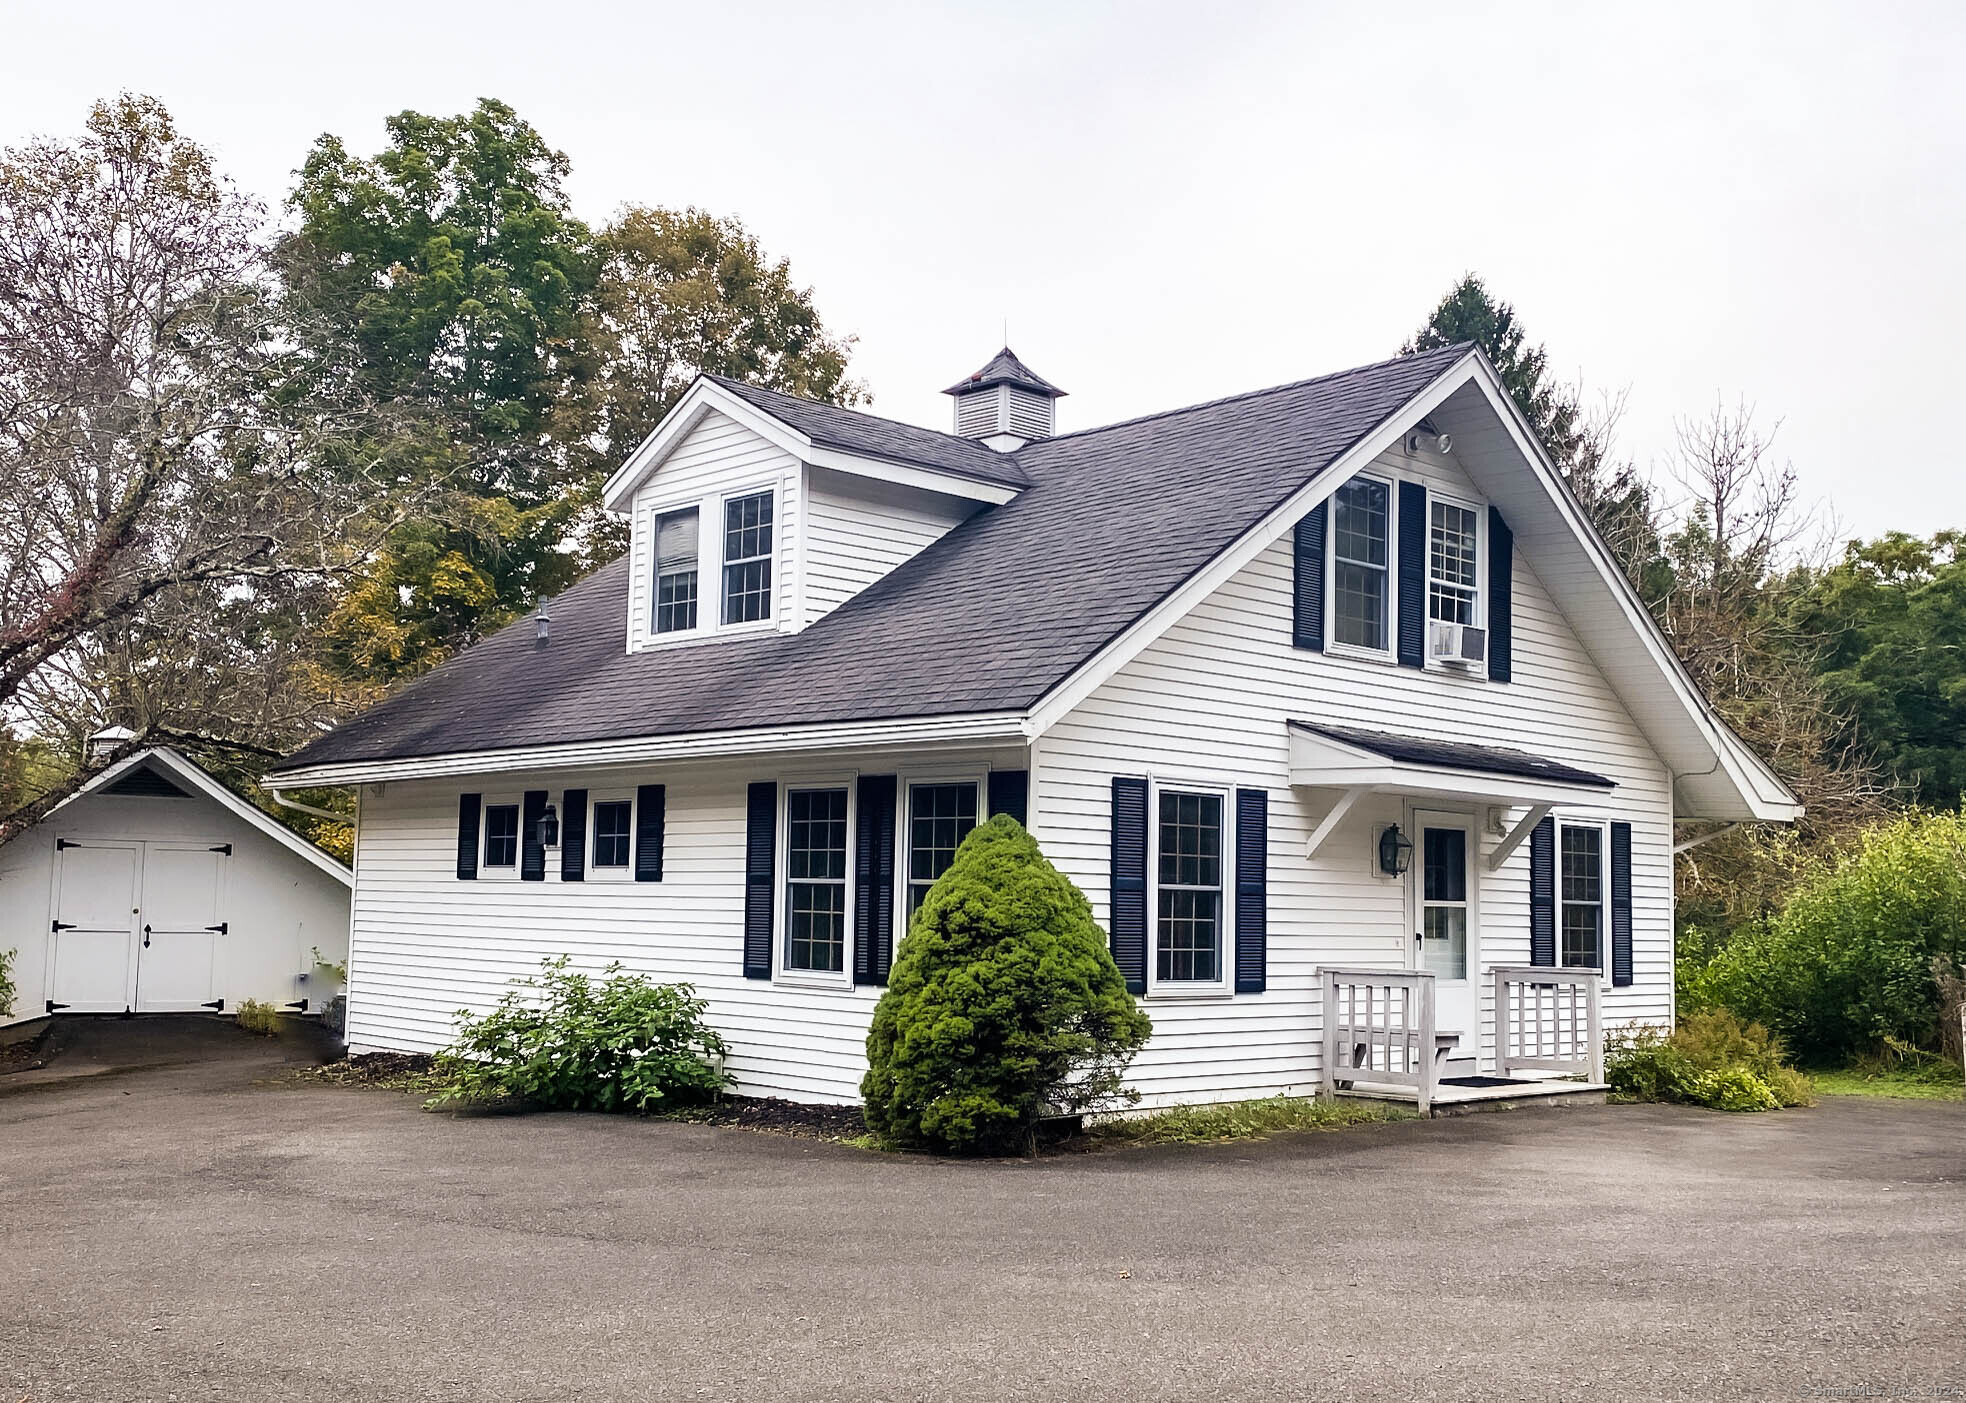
1437;1075;1535;1088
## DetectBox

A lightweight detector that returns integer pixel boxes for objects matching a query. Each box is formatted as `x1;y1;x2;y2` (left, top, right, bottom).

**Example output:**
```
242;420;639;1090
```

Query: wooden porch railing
1319;967;1438;1115
1493;966;1603;1083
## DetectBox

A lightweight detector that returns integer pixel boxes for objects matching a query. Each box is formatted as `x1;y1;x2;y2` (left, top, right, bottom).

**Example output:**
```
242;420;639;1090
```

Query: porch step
1336;1079;1609;1118
1439;1055;1479;1080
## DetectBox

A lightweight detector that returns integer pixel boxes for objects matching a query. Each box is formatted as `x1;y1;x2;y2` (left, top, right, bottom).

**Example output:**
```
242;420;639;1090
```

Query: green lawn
1808;1064;1964;1102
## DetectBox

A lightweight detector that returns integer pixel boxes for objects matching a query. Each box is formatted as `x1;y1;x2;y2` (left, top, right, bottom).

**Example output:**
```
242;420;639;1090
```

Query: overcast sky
7;1;1961;540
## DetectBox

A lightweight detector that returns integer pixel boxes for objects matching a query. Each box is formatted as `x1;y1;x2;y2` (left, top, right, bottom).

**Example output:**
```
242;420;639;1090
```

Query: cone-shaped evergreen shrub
861;815;1152;1155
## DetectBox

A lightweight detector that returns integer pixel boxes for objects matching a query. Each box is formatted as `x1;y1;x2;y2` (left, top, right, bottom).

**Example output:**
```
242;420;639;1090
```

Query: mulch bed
0;1032;51;1076
661;1096;868;1141
300;1054;869;1141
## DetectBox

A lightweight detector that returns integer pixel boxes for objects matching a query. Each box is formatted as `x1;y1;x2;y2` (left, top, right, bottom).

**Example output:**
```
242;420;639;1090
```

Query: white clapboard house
2;737;351;1026
267;343;1797;1111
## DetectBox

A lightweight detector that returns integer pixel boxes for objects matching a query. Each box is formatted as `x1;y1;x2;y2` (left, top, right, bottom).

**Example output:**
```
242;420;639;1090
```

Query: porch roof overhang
1286;721;1617;809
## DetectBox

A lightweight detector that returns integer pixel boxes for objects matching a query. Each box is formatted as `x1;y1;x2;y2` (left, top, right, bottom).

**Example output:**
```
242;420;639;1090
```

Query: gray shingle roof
1288;722;1615;790
709;376;1030;491
273;344;1473;776
943;346;1066;399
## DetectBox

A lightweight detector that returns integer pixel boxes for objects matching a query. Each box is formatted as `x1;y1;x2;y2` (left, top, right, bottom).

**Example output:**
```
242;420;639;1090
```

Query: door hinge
205;922;228;935
51;919;76;932
202;999;224;1012
46;1000;69;1014
209;843;233;856
285;998;309;1013
55;837;75;850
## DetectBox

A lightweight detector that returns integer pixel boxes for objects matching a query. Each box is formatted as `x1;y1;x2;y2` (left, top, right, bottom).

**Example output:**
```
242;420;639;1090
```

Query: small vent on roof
944;347;1065;450
104;766;191;799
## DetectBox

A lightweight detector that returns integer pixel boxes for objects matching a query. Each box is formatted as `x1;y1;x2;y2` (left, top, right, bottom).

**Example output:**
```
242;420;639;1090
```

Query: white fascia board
52;748;354;886
268;712;1031;788
603;379;1018;511
1452;358;1801;823
1025;351;1484;737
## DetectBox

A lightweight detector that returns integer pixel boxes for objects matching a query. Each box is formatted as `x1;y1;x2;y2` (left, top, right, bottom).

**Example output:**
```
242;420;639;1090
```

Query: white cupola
943;347;1066;451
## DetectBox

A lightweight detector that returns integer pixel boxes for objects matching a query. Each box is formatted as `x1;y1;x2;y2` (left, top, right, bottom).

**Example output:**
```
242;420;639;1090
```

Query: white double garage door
49;839;231;1014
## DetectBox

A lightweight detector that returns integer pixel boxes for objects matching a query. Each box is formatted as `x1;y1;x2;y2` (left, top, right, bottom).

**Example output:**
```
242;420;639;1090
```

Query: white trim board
270;712;1032;787
602;379;1020;513
41;748;353;887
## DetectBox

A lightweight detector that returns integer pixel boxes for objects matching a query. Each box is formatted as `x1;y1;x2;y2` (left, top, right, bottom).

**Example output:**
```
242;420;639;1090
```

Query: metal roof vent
943;347;1065;452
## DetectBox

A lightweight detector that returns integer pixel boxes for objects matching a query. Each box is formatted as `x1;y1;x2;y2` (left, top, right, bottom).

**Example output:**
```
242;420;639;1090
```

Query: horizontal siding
800;468;971;626
345;747;1024;1103
1033;443;1676;1107
625;411;800;652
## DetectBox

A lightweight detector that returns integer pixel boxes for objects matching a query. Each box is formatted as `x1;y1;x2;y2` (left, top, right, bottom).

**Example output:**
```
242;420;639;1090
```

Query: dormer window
652;508;700;634
722;490;774;625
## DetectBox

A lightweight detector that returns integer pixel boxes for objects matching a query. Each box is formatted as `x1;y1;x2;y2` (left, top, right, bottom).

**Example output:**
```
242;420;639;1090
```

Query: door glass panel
1419;826;1468;980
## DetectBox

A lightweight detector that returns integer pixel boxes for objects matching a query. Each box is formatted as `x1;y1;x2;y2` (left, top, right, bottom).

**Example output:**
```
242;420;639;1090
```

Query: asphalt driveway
1;1021;1960;1403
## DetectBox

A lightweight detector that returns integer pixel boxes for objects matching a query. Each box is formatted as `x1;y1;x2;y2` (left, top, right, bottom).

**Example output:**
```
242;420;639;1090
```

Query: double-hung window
722;490;774;625
785;788;848;974
1428;499;1481;626
906;781;978;918
591;798;634;871
1156;790;1224;984
1560;822;1606;970
652;508;699;634
482;802;520;871
1331;476;1391;651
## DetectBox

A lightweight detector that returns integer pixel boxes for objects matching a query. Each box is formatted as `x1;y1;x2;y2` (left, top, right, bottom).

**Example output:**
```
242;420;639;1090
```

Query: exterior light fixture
537;803;561;850
1378;823;1413;876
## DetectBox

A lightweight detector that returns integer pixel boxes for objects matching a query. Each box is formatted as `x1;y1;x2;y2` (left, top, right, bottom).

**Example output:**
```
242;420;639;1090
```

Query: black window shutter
1292;501;1327;651
1488;506;1514;683
634;784;666;882
743;782;776;979
1233;788;1268;994
561;788;588;882
1110;777;1149;995
456;793;481;880
520;790;548;882
853;775;898;986
1610;822;1634;986
987;769;1028;828
1529;815;1556;966
1397;480;1427;669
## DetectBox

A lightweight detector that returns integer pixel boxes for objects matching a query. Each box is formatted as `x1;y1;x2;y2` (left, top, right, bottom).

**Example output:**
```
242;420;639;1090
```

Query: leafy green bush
862;815;1153;1155
235;998;281;1035
1606;1009;1812;1111
1683;813;1966;1061
434;957;729;1113
0;947;14;1021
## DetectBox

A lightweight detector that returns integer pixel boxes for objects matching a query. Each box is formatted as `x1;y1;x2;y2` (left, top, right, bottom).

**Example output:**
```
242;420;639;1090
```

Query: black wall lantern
536;803;561;851
1378;823;1413;876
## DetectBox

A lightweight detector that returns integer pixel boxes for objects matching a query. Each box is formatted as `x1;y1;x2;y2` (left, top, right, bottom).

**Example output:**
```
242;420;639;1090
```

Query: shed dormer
944;347;1065;451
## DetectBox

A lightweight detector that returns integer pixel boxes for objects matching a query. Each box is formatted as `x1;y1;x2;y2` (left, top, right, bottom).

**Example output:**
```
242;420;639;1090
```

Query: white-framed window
721;489;774;625
1152;785;1231;992
652;508;699;634
1330;474;1392;653
783;785;850;978
588;793;635;878
1428;496;1482;627
1559;820;1608;971
905;779;980;920
480;797;521;878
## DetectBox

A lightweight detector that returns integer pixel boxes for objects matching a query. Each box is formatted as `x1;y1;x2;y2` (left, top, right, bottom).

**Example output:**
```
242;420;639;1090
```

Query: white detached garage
0;745;351;1025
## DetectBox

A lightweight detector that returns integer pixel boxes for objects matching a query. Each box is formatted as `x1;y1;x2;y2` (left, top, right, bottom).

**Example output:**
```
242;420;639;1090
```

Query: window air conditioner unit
1429;621;1487;667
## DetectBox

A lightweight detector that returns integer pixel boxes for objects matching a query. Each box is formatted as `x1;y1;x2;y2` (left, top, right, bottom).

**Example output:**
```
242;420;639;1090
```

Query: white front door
135;844;227;1011
1409;809;1478;1053
48;842;142;1013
